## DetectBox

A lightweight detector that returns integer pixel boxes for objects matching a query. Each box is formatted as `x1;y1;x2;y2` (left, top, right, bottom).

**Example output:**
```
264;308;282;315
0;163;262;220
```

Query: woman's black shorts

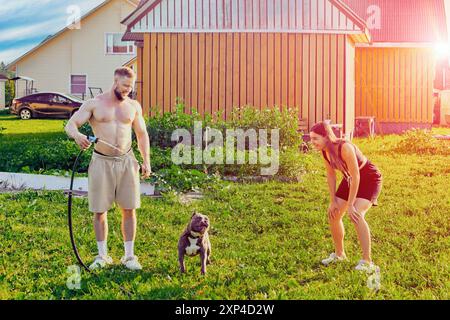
335;161;383;206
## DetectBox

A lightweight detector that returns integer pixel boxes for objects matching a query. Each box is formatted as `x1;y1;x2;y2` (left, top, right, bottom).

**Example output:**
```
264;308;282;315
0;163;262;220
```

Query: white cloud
0;0;106;23
78;0;107;14
0;44;36;65
0;0;106;45
0;0;107;64
0;0;56;18
0;20;64;43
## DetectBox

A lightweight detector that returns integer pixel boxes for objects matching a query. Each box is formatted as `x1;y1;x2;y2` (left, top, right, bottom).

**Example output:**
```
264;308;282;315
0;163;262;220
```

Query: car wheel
20;108;32;120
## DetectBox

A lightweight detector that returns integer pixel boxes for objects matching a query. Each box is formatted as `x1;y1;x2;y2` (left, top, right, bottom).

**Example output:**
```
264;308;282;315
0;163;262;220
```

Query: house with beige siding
7;0;139;100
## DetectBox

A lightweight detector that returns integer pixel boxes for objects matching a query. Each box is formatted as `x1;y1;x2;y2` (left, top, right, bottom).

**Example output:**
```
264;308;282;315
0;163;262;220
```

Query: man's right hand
74;133;92;150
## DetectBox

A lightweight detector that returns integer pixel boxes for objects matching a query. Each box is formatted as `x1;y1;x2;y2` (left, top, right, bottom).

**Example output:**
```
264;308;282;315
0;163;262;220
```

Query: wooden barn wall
355;47;435;124
132;0;361;33
136;45;143;103
345;39;355;135
141;32;349;131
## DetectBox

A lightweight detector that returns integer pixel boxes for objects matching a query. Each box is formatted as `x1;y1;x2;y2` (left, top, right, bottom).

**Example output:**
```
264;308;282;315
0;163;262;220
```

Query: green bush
146;102;301;149
135;145;173;171
229;106;301;149
62;120;93;137
0;137;180;174
277;147;315;179
0;138;92;173
395;129;450;156
146;102;205;148
169;145;312;179
2;103;311;187
0;108;10;116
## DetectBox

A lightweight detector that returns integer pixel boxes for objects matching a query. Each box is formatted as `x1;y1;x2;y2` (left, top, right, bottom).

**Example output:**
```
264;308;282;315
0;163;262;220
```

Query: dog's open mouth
192;222;209;233
192;226;207;233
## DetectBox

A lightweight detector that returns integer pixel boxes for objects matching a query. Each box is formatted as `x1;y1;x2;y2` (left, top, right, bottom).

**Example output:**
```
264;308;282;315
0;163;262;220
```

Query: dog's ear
192;211;197;218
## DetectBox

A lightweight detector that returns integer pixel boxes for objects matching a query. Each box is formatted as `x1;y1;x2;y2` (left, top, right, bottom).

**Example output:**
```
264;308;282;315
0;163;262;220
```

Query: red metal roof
121;0;148;41
122;0;152;25
122;31;144;41
342;0;448;43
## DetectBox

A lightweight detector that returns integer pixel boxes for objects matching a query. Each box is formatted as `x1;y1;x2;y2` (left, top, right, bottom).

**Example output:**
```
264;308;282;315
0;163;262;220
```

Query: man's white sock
124;241;134;258
97;241;107;257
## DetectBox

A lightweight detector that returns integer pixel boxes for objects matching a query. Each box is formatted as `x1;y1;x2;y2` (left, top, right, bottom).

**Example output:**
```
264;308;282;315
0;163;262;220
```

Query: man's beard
114;89;125;101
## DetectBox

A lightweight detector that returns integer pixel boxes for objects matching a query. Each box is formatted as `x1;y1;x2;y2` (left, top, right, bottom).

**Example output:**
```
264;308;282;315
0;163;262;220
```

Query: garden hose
67;138;141;296
67;136;98;273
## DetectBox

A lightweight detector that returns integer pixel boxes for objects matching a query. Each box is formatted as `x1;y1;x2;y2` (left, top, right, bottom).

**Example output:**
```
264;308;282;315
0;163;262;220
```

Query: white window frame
105;32;135;55
69;74;88;96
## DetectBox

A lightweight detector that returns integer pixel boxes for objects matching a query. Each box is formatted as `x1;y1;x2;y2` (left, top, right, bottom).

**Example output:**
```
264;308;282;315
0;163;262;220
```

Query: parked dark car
10;92;83;120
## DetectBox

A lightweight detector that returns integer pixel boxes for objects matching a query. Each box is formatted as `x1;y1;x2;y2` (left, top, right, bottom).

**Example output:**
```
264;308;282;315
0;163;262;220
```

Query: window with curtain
105;33;135;54
71;75;86;94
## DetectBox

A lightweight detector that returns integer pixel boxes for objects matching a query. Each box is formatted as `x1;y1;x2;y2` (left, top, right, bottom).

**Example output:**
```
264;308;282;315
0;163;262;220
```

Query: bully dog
178;212;211;275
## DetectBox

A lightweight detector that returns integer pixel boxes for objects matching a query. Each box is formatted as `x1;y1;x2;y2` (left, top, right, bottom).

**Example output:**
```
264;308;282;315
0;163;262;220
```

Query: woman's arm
324;159;340;219
324;160;337;202
341;143;361;223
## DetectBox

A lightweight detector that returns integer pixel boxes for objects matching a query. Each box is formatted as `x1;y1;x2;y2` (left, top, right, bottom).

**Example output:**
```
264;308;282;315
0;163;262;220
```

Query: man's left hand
141;162;152;179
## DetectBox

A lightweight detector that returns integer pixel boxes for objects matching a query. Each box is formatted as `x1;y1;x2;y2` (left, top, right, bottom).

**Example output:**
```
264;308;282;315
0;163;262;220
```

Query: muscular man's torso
88;94;137;156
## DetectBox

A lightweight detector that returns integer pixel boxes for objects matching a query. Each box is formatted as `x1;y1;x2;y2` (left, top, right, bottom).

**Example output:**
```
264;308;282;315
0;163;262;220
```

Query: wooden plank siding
140;32;350;132
355;47;436;125
136;45;143;104
131;0;364;34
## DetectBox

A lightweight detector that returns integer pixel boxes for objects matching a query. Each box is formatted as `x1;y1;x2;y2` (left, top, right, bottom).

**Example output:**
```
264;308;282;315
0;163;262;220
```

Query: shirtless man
65;67;151;271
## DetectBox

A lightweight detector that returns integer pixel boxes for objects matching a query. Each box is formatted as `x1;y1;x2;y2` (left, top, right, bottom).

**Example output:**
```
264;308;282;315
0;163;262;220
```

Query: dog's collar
190;230;203;239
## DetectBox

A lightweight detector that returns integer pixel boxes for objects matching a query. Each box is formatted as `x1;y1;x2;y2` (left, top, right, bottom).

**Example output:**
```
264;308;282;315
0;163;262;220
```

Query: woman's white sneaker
121;255;142;271
321;253;347;266
355;260;376;272
89;255;113;270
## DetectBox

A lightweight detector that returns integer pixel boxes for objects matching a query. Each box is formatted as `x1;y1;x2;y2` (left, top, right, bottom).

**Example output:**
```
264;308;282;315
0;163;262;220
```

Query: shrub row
395;129;450;156
1;105;312;191
145;104;301;149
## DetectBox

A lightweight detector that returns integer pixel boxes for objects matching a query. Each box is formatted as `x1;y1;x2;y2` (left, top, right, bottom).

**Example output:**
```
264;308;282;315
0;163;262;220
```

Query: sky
0;0;105;65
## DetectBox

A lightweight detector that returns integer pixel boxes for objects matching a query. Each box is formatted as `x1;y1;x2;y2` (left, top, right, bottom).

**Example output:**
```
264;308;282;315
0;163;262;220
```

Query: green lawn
0;115;67;139
0;115;84;175
0;115;449;299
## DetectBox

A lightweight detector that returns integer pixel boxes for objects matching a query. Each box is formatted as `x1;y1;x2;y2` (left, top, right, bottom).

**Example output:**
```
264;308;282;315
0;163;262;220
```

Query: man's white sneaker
89;255;113;270
321;253;347;266
121;255;142;271
355;260;376;272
